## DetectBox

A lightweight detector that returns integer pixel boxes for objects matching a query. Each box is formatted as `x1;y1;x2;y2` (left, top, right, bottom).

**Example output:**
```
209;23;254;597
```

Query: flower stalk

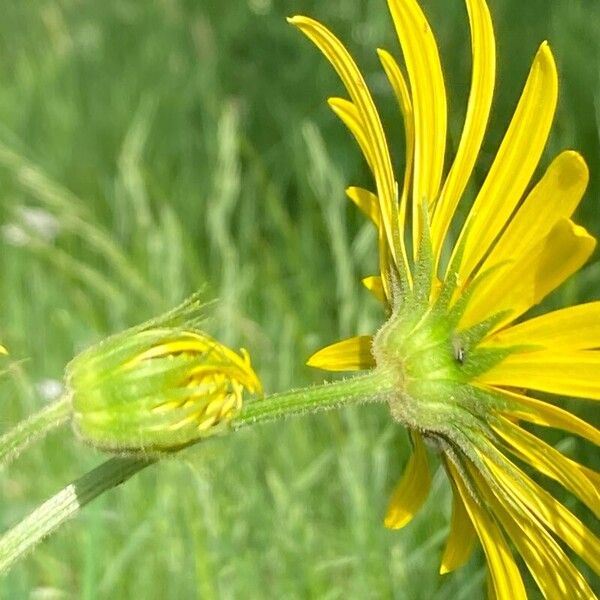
0;395;71;468
0;369;391;575
0;456;153;574
232;368;392;430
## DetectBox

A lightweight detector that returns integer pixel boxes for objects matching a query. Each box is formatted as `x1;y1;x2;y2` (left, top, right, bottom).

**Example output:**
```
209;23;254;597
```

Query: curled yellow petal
306;335;375;372
486;574;497;600
494;416;599;517
326;103;395;300
377;48;414;262
453;42;558;283
472;458;597;600
387;0;447;247
440;482;477;574
446;460;526;600
361;275;386;303
385;432;431;529
482;386;600;446
487;449;600;570
432;0;496;270
329;99;377;177
346;186;380;228
289;16;400;269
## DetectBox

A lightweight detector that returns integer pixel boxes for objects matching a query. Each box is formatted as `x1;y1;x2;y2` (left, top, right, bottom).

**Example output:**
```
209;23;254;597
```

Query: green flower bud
65;297;261;454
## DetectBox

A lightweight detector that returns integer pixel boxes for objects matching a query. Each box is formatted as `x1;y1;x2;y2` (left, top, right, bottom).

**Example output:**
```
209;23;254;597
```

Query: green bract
372;243;513;444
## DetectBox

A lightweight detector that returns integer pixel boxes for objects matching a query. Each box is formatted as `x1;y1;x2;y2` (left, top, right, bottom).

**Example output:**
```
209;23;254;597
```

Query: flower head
66;295;261;454
290;0;599;597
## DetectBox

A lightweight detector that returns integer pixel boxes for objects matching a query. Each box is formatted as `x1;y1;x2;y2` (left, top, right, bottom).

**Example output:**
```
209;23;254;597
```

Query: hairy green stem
232;368;391;430
0;369;392;575
0;395;71;468
0;456;154;574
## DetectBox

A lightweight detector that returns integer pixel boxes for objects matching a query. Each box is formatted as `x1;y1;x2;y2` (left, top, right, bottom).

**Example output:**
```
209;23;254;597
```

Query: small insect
452;336;466;364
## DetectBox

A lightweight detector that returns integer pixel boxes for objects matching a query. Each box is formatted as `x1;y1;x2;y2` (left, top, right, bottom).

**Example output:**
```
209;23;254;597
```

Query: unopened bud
65;297;261;454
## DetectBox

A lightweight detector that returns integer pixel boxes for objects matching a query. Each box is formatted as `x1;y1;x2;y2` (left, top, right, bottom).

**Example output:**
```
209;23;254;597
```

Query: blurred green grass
0;0;598;597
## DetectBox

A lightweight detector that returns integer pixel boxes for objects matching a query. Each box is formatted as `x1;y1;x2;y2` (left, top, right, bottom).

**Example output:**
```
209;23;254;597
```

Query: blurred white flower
36;378;64;402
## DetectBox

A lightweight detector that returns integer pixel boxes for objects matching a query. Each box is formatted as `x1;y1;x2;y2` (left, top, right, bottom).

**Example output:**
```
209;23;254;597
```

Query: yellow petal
333;103;412;295
329;99;377;176
485;449;597;554
431;0;496;270
317;107;397;301
440;482;477;574
481;385;600;446
446;460;526;600
385;432;431;529
387;0;447;252
477;151;589;279
344;187;396;299
486;573;497;600
485;301;600;352
345;186;380;228
452;42;558;283
473;458;597;600
479;349;600;400
306;335;375;372
377;48;414;261
0;344;7;355
461;218;596;330
289;16;399;269
494;416;599;517
361;275;386;303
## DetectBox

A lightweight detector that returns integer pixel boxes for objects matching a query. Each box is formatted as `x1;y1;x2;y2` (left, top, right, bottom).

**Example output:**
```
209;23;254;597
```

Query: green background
0;0;598;597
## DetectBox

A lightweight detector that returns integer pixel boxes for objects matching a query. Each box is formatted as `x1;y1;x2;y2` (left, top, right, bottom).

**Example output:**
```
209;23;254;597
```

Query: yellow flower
66;295;261;454
290;1;599;597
